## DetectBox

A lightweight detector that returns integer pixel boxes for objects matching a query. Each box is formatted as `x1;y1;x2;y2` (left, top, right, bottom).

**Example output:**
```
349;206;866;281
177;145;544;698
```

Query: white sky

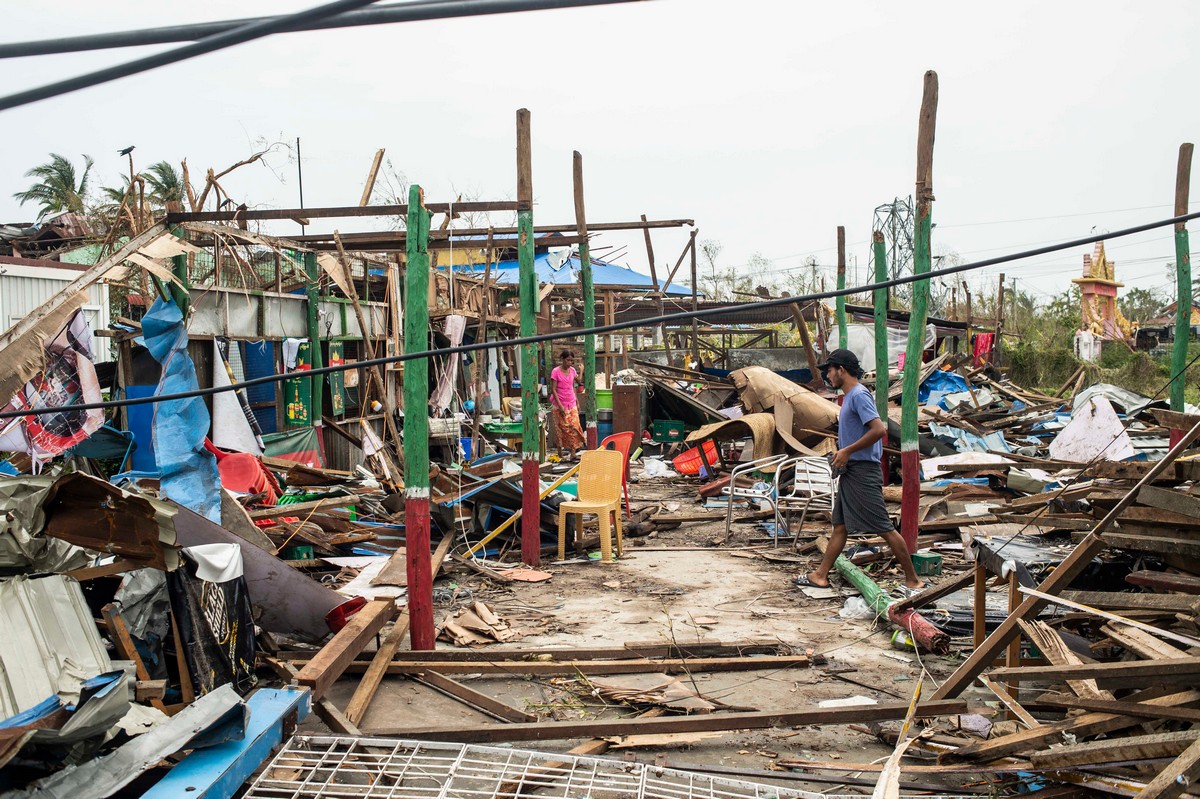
1;1;1197;305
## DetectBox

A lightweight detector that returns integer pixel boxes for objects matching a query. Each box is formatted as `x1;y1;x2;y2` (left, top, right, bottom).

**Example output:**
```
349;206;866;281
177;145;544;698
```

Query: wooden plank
1138;485;1200;519
327;654;815;677
65;558;136;581
167;201;519;223
102;603;168;712
1102;533;1200;559
891;569;974;614
944;689;1200;762
248;496;358;519
1151;408;1200;431
1031;696;1200;724
343;531;454;725
365;699;968;742
293;598;398;698
1126;569;1200;594
1060;590;1195;612
933;416;1200;702
1029;730;1200;769
416;671;537;723
1101;622;1189;660
1020;585;1200;649
988;657;1200;687
1017;619;1112;701
283;639;786;663
265;658;361;735
1135;734;1200;799
170;610;195;705
978;675;1039;729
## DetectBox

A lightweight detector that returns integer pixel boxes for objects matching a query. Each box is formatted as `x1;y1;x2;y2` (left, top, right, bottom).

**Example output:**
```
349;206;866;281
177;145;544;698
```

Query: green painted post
836;225;848;350
304;251;325;426
403;184;435;650
872;231;889;421
169;226;191;312
1172;143;1194;420
517;109;540;567
900;71;938;554
574;151;597;448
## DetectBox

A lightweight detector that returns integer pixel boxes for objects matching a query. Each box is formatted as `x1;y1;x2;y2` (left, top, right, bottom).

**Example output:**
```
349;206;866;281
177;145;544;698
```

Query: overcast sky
1;1;1196;305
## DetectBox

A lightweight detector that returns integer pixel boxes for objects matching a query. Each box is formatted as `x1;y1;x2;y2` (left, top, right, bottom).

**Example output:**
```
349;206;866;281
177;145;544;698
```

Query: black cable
0;0;641;60
0;0;381;113
3;208;1200;421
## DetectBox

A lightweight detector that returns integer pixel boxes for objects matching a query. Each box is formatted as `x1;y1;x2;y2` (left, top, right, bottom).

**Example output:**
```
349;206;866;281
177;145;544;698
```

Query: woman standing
549;350;586;460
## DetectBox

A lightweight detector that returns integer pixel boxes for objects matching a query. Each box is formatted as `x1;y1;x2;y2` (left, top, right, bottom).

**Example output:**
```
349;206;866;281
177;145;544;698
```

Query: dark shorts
831;460;893;534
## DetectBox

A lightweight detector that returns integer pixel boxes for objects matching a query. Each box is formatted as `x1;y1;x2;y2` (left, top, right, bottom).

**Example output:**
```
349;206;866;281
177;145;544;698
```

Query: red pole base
521;457;541;567
1171;428;1185;449
879;431;890;483
900;449;921;553
404;494;434;650
586;422;598;450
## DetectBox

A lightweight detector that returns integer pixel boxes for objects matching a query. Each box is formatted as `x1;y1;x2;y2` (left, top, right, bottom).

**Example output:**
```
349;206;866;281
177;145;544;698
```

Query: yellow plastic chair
557;448;625;563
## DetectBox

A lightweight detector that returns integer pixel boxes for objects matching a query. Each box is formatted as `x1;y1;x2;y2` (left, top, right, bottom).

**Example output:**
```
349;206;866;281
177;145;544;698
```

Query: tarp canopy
455;253;692;295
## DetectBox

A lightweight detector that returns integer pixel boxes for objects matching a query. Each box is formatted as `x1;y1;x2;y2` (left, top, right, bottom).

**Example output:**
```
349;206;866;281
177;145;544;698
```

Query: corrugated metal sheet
0;574;113;717
0;264;111;361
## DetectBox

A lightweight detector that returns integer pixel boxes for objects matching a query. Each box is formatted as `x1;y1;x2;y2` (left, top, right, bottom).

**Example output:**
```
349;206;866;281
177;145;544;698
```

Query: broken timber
293;597;398;698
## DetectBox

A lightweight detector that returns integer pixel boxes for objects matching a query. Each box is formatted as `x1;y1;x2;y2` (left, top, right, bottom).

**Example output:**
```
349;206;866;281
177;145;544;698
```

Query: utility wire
0;0;641;60
4;207;1200;421
0;0;386;112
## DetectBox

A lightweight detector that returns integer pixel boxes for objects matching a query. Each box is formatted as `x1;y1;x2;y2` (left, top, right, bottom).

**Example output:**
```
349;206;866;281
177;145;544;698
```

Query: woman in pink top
549;350;585;460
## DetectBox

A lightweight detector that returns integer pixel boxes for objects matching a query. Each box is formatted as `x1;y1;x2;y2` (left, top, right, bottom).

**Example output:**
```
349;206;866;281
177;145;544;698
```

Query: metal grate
245;736;849;799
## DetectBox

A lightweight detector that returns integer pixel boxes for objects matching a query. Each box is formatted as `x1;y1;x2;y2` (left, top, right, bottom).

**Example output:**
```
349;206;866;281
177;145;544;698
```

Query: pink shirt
550;366;578;409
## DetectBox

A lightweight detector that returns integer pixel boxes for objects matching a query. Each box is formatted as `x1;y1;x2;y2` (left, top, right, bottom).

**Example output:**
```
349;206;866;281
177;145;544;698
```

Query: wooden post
689;230;700;366
471;232;494;462
836;225;848;350
517;109;540;567
993;273;1005;367
791;302;823;388
641;214;673;363
1172;144;1194;429
900;70;938;554
304;251;325;434
574;152;598;449
359;148;385;206
403;184;434;650
872;231;889;437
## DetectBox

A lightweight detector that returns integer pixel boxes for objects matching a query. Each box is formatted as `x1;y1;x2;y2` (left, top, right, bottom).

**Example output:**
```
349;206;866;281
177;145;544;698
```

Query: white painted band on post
522;451;539;459
405;487;430;499
900;441;919;453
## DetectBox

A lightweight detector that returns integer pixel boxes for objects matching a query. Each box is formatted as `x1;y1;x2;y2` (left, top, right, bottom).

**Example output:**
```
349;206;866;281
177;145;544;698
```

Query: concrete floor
299;471;980;795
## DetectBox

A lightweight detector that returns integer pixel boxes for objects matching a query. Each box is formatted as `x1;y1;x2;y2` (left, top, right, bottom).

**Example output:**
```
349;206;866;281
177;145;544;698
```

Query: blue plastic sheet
142;297;221;523
918;369;971;404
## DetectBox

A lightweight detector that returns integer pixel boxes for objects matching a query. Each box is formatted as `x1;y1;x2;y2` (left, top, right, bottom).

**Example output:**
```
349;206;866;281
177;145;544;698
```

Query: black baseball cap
818;348;863;377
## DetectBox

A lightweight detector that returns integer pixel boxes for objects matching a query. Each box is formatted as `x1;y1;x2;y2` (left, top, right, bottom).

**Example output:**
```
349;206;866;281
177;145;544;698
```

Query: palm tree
12;153;94;218
142;160;182;208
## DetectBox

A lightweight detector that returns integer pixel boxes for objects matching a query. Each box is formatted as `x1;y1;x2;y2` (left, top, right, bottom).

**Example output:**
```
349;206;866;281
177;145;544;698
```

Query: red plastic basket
672;441;719;476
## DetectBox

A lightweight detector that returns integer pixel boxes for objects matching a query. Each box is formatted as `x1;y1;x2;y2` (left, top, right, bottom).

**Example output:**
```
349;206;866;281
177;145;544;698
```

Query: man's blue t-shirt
838;383;882;461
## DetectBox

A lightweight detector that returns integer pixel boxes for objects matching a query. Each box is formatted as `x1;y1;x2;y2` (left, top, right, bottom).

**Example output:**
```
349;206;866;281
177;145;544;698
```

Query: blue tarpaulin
918;369;971;405
142;297;221;523
455;254;692;295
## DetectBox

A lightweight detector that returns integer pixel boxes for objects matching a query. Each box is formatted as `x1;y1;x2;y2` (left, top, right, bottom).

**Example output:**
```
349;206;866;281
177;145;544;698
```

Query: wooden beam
327;654;815;677
890;569;974;614
1031;696;1200;724
1029;730;1200;769
65;558;137;581
293;598;398;698
1126;569;1200;594
166;202;519;223
1140;734;1200;798
366;699;968;742
415;670;537;723
1020;585;1200;649
944;689;1200;762
358;148;385;206
988;657;1200;687
282;639;785;663
102;603;168;712
292;218;695;243
343;531;453;725
932;413;1200;701
1060;590;1195;612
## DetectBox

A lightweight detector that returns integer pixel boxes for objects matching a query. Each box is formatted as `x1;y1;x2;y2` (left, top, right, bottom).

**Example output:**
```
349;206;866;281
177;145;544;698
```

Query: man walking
794;349;925;593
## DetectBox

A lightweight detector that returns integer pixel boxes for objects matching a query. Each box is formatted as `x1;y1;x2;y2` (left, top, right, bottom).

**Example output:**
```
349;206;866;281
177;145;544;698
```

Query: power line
0;0;639;59
6;207;1200;421
0;0;639;112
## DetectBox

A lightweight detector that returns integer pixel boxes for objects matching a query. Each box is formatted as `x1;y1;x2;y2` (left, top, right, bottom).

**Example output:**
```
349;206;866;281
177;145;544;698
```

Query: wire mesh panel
244;736;833;799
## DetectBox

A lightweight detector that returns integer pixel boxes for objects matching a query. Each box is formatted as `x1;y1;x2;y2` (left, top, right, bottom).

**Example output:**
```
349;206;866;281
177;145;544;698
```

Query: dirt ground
302;469;983;794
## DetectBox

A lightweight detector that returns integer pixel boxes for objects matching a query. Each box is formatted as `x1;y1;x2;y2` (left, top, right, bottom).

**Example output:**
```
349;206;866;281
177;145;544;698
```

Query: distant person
550;350;586;460
793;349;926;594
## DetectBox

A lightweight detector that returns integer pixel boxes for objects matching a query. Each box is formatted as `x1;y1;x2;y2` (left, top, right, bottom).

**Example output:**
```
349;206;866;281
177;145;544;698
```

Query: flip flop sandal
792;575;831;590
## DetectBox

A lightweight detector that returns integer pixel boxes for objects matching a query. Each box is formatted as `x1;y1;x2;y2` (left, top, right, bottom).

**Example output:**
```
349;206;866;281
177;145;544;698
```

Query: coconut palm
12;153;94;218
142;160;183;208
